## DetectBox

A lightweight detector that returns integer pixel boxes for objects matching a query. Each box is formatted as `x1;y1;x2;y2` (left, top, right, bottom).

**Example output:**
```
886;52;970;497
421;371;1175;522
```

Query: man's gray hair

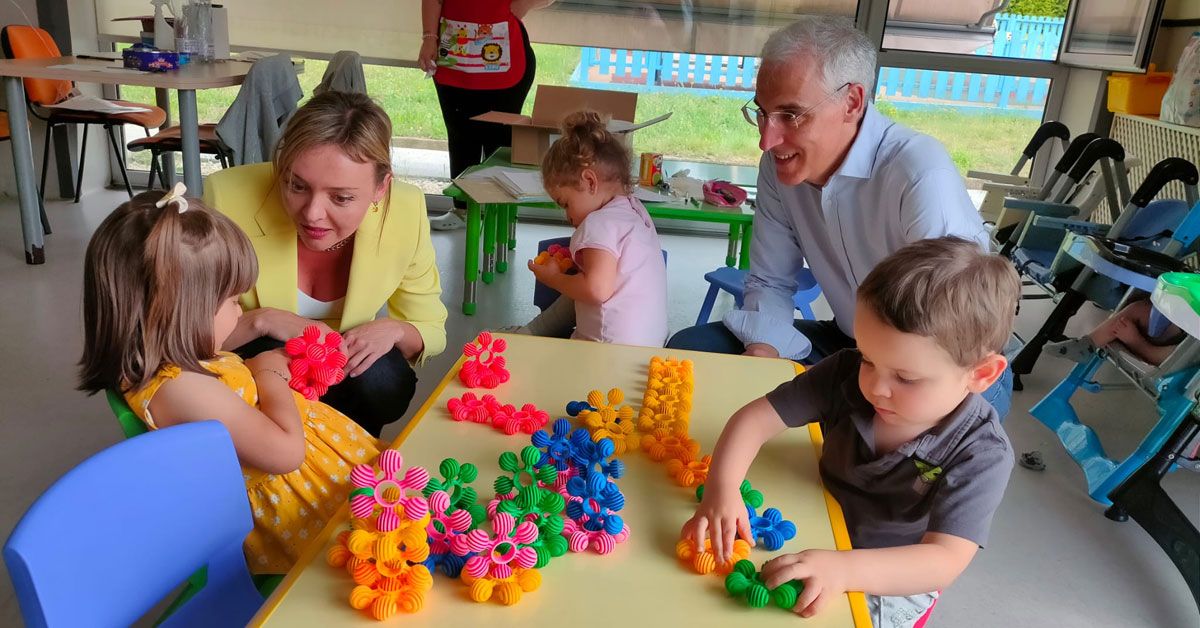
761;16;878;95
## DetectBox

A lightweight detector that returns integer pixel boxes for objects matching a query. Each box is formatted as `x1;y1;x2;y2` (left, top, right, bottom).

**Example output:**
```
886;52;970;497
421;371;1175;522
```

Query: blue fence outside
569;13;1064;117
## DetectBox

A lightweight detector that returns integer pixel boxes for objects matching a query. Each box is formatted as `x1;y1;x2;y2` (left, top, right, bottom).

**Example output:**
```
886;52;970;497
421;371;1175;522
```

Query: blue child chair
694;266;822;326
533;236;669;311
4;421;265;627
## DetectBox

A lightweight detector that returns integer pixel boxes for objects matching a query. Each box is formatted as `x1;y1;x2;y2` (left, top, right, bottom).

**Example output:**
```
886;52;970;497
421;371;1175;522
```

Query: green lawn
119;43;1039;176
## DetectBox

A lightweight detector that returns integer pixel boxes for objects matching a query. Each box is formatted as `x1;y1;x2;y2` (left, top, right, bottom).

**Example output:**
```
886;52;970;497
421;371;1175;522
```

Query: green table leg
508;204;519;251
463;201;481;316
738;224;752;270
496;204;510;274
482;203;498;284
726;224;740;267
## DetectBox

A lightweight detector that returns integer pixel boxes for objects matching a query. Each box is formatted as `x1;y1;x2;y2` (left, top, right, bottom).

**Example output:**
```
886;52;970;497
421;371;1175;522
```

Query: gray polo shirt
766;350;1014;549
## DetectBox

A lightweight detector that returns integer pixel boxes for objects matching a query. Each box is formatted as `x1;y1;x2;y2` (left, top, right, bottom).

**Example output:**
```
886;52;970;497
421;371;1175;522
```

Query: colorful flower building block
326;520;434;620
422;457;485;524
491;402;550;435
746;505;797;551
531;418;585;471
461;567;542;606
285;324;348;400
534;243;575;272
497;484;568;567
565;400;595;416
565;469;626;535
695;479;764;510
451;512;540;587
666;454;712;488
675;537;751;575
568;432;625;480
581;404;640;456
725;560;803;610
446;392;501;424
458;331;511;389
349;450;431;531
562;516;630;555
425;490;475;577
643;428;701;463
494;446;559;496
638;356;696;435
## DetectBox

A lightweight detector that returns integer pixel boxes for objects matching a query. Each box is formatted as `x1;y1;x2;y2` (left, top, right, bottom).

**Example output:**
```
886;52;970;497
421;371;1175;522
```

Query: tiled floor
0;190;1196;627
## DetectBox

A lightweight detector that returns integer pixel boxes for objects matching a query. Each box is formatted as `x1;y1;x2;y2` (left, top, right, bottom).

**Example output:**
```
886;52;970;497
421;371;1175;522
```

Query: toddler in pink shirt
524;110;668;347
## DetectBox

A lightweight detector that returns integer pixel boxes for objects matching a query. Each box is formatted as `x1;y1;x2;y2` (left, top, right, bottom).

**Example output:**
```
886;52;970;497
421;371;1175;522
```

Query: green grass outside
119;43;1039;176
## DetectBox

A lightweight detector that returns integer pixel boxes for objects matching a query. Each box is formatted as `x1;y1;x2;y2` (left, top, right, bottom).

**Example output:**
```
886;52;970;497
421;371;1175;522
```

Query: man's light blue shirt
723;104;988;359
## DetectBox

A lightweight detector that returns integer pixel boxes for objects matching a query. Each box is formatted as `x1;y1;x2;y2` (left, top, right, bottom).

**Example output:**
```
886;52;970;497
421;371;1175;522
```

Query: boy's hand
680;484;755;565
761;549;850;618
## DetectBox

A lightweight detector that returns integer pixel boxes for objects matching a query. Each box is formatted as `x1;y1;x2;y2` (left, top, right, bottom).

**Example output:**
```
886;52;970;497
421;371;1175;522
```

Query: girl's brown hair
78;192;258;394
541;110;633;193
273;90;394;212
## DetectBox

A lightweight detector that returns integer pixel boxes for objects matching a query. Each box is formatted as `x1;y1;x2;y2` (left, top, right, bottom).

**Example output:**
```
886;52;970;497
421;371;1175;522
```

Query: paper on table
633;186;680;204
495;170;548;201
44;94;151;114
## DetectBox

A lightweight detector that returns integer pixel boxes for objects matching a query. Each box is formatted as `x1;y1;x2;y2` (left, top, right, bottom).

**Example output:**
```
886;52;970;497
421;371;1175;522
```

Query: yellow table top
251;335;869;627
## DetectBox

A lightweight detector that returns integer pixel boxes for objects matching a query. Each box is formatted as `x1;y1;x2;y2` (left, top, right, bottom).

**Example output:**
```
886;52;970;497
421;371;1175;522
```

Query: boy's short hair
857;236;1020;367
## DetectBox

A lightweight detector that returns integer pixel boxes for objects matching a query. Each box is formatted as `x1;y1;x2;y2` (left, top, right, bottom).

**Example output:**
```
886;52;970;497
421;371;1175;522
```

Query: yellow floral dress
125;352;381;574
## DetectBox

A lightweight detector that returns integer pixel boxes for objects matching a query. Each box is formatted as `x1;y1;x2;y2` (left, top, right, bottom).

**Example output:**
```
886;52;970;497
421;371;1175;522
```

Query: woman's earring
371;202;380;213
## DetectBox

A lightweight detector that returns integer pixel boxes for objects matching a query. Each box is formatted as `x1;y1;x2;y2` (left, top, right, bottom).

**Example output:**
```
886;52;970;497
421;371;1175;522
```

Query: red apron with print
434;0;527;90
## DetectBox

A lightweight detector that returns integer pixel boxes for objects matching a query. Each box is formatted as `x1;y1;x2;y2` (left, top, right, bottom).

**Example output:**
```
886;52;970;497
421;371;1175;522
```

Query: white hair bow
155;182;189;213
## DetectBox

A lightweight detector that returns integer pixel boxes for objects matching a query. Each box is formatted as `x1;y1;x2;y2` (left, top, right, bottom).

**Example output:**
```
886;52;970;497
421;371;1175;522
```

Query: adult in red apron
419;0;553;198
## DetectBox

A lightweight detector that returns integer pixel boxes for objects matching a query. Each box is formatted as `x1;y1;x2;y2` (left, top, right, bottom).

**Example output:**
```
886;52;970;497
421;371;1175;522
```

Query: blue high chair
1029;202;1200;507
1009;158;1200;388
4;421;265;627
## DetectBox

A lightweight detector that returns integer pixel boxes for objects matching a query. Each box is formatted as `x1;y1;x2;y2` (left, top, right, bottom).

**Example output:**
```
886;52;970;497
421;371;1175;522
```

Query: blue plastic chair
694;266;822;327
533;235;668;311
4;421;264;627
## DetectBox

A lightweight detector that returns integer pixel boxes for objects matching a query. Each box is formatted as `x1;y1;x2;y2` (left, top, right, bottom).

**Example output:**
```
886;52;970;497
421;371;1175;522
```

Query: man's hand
761;549;851;618
743;343;780;359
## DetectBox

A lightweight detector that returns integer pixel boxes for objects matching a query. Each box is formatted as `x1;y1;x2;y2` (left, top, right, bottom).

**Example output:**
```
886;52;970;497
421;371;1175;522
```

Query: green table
444;147;757;315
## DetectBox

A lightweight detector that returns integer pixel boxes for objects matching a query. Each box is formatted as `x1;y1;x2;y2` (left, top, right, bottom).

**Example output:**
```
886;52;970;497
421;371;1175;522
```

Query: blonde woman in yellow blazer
205;91;448;437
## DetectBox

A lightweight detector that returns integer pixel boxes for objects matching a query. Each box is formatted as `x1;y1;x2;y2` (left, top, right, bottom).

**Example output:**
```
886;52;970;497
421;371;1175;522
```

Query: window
882;0;1068;60
1058;0;1166;71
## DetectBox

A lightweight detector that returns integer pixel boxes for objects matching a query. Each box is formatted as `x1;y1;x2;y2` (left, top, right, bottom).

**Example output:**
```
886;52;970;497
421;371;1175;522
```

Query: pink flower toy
491;402;550;435
446;392;501;424
562;515;630;555
350;450;431;531
451;512;540;581
458;332;510;389
285;324;348;400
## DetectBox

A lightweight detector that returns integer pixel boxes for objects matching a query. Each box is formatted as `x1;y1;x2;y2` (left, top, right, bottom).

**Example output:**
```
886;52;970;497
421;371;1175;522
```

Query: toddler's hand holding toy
528;257;564;287
681;482;755;566
760;549;850;618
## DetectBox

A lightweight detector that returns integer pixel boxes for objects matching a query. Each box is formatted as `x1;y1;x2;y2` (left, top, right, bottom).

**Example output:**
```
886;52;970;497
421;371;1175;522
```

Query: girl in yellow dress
78;187;381;574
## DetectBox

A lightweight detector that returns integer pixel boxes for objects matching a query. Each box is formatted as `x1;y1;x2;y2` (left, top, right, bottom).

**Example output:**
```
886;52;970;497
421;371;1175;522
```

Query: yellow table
251;335;870;627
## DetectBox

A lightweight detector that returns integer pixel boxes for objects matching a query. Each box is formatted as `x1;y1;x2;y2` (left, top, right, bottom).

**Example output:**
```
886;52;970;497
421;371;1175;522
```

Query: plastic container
1107;64;1173;115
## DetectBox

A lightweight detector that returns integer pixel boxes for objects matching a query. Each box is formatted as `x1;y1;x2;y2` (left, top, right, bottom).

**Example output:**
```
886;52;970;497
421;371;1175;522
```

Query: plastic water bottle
173;0;200;64
190;0;214;63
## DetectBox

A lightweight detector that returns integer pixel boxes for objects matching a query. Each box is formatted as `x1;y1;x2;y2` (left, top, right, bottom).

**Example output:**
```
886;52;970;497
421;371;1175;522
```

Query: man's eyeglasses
741;82;851;129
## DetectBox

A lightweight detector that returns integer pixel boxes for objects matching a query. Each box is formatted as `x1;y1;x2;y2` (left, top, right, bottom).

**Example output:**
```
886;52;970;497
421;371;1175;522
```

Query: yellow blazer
203;162;448;365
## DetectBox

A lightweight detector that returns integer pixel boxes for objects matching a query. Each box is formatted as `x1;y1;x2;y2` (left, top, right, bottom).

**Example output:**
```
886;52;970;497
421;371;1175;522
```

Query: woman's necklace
324;234;355;253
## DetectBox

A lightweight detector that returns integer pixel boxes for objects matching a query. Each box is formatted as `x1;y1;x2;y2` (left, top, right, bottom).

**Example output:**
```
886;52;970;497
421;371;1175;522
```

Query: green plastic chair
103;389;283;619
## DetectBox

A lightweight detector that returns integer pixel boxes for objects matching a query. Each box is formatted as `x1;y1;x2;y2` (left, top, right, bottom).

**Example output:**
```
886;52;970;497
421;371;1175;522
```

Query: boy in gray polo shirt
683;237;1019;627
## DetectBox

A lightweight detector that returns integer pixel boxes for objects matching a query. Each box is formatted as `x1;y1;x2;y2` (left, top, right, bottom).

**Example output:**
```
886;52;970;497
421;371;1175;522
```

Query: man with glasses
666;16;1011;418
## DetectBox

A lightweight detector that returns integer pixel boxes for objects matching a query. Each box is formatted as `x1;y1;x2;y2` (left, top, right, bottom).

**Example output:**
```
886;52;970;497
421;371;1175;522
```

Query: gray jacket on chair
314;51;367;96
215;54;303;166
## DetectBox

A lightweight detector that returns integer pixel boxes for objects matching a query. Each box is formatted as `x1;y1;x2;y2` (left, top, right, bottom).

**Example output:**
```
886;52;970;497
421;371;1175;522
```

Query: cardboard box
472;85;671;165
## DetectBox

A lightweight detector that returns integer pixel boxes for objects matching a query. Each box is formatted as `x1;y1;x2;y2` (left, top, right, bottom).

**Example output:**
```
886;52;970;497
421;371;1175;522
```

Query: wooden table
444;147;757;315
0;57;257;264
250;335;869;627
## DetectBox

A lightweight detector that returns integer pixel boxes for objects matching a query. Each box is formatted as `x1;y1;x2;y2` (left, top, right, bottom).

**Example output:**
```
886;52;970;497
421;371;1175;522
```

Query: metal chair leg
105;125;134;198
38;121;52;200
73;124;89;204
146;150;159;190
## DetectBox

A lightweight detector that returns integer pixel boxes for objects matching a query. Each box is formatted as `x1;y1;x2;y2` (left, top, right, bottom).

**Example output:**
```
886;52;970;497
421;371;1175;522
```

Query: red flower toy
459;332;510;389
285;325;348;400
